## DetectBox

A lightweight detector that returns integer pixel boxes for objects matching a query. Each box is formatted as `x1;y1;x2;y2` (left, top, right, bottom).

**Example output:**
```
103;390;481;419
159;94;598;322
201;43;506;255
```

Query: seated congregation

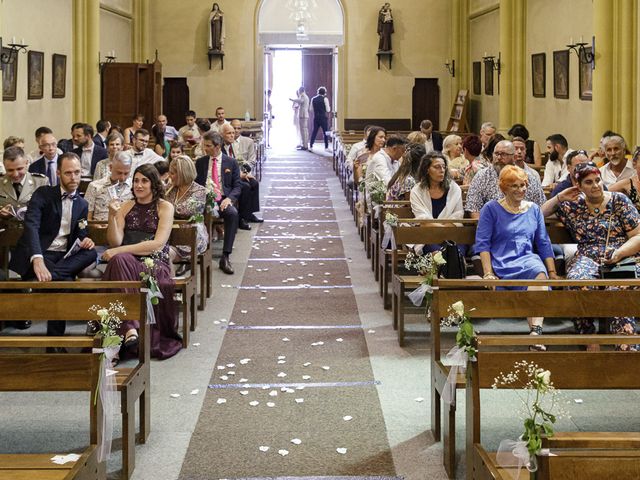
0;110;265;362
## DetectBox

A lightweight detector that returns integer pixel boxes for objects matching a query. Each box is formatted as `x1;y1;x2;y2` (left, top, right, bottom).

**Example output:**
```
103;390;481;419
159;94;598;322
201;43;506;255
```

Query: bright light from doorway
270;49;302;150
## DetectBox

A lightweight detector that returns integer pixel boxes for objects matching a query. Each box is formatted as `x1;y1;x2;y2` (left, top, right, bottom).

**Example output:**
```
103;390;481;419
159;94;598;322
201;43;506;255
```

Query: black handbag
598;210;638;279
439;240;466;279
599;257;638;279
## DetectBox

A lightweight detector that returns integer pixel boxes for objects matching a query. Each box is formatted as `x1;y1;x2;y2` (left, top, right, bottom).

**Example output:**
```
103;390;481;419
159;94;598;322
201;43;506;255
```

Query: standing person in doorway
290;86;310;151
310;86;331;151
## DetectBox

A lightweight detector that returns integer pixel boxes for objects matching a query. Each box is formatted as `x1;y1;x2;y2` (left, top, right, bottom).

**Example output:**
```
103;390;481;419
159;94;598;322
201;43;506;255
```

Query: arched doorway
257;0;344;149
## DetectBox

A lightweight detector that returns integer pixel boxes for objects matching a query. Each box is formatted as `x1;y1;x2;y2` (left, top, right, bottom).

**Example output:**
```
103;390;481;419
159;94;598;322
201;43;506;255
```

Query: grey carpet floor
178;157;396;478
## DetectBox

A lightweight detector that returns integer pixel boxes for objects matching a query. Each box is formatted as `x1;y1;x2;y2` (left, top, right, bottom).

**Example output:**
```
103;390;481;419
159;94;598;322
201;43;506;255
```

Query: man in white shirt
599;135;636;187
229;119;257;168
178;110;201;145
154;114;180;142
84;152;133;221
365;135;408;189
290;87;310;150
543;134;571;187
420;119;443;153
72;123;108;177
128;129;164;173
210;106;230;133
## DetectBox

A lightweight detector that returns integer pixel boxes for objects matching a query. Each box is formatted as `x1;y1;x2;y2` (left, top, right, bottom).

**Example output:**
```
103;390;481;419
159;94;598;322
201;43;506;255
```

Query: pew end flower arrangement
140;252;163;306
404;250;446;307
492;361;569;473
88;302;125;399
186;197;206;224
368;179;387;206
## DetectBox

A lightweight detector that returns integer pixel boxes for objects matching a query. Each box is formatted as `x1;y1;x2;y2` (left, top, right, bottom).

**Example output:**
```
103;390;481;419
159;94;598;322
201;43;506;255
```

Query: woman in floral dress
542;162;640;350
386;143;424;201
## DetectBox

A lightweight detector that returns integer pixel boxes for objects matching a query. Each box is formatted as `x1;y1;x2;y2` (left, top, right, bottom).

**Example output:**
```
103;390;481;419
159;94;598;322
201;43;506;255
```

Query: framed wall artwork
52;54;66;99
531;53;545;98
484;60;493;96
472;61;481;95
579;47;593;101
553;50;569;99
2;47;17;101
27;50;44;100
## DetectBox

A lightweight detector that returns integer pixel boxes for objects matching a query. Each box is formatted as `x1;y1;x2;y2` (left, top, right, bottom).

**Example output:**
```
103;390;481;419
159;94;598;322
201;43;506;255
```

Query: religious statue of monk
377;3;394;52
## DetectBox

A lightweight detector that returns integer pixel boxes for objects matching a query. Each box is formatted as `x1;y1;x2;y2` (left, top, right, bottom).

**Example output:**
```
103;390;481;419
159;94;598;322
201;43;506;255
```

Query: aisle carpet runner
179;155;396;479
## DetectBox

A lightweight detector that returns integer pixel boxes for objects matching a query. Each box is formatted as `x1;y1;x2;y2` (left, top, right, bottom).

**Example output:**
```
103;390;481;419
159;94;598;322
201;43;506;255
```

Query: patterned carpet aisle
178;154;397;478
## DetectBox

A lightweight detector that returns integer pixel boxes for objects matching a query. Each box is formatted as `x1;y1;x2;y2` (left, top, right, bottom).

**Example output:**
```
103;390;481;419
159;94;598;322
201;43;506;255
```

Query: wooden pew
430;278;640;478
0;281;148;480
468;335;640;480
391;219;574;346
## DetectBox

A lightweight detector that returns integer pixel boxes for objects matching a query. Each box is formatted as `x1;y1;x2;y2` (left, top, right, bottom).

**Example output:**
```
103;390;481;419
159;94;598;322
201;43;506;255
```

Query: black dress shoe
219;256;234;275
239;219;251;230
46;347;68;354
247;215;264;223
9;321;32;330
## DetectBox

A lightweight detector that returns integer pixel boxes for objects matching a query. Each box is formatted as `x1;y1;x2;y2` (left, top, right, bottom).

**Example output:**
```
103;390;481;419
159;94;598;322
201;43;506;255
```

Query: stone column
132;0;149;63
498;0;526;133
73;0;100;124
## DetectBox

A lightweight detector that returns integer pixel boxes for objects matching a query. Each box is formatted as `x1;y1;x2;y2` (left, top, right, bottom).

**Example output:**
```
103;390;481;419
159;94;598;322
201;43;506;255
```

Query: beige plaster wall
469;8;499;133
526;0;593;149
148;0;454;129
100;8;133;63
2;0;73;149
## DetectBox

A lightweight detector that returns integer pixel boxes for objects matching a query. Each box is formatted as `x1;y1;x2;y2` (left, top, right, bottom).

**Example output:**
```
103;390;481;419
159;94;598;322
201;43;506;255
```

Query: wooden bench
468;334;640;480
430;278;640;478
0;448;105;480
0;281;149;479
391;220;574;346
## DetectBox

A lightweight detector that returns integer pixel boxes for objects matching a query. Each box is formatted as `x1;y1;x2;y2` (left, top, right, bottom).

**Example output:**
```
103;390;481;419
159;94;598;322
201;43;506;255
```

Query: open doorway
268;49;302;149
265;48;336;151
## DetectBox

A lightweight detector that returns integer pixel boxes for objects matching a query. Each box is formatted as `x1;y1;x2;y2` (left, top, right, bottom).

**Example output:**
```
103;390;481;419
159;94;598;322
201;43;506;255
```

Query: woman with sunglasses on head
386;143;425;201
542;162;640;351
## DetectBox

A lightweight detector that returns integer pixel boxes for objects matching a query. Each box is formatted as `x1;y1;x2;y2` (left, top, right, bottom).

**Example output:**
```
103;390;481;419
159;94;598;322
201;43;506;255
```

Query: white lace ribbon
496;438;538;478
140;287;163;324
381;222;397;250
92;346;119;462
442;345;468;406
408;283;432;306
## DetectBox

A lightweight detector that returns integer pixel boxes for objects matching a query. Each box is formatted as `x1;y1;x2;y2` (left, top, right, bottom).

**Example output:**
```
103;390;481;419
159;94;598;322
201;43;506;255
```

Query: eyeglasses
494;151;514;157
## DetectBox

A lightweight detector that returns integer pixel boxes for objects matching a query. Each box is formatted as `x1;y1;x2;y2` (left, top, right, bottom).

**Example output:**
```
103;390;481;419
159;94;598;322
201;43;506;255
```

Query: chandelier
286;0;317;40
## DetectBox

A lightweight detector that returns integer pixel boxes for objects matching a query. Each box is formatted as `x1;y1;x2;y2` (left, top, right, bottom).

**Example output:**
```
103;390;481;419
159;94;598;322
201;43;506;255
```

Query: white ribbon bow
442;345;468;406
381;222;397;250
408;283;433;307
92;346;119;462
140;288;163;324
496;438;538;478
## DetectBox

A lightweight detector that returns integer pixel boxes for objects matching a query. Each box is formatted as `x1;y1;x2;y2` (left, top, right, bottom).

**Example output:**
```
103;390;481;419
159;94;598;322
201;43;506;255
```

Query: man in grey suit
0;146;48;219
290;86;310;150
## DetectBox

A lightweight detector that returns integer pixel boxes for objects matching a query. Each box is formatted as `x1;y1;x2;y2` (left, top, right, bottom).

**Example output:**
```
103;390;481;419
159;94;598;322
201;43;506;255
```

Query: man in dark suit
29;132;60;186
72;123;108;177
93;119;111;149
10;152;97;337
195;131;242;275
420;119;443;153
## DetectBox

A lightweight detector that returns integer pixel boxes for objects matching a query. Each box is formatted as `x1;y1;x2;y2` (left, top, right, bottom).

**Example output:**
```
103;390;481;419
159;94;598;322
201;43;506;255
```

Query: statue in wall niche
377;3;394;52
209;2;225;52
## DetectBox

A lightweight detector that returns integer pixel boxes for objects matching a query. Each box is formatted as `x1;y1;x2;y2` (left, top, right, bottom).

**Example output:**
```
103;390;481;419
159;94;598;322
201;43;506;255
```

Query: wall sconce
482;52;501;76
98;51;117;70
444;59;455;77
0;37;28;66
567;36;595;69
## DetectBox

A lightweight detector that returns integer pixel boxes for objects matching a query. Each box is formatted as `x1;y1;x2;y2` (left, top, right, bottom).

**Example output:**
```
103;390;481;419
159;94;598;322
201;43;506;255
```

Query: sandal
529;325;547;352
123;330;139;353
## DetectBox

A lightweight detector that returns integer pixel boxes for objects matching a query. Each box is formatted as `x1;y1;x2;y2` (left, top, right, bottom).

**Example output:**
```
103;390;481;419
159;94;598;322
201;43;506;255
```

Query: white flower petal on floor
266;402;275;407
220;375;229;380
282;337;290;342
295;398;304;403
249;401;259;406
291;438;302;445
414;397;425;402
259;446;269;452
216;398;227;404
226;364;235;368
240;391;249;396
217;366;226;370
303;362;311;367
302;375;311;380
278;449;289;456
277;372;287;378
170;393;180;398
269;391;278;397
240;358;251;364
336;448;347;454
192;343;201;346
336;338;343;342
321;366;330;370
239;378;248;383
343;416;353;421
368;330;376;334
190;389;199;395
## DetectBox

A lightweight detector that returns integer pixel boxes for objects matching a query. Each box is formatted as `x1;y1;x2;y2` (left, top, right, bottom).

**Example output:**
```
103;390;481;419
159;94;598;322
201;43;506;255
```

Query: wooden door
412;78;440;130
302;48;333;140
163;78;190;129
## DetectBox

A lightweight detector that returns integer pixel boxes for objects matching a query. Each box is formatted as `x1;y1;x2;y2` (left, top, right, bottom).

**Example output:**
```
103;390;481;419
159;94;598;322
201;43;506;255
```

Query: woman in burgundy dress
102;163;182;360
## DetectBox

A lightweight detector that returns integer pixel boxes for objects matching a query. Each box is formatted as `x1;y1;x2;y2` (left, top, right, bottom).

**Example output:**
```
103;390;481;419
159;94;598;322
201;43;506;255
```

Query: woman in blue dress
476;165;556;350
